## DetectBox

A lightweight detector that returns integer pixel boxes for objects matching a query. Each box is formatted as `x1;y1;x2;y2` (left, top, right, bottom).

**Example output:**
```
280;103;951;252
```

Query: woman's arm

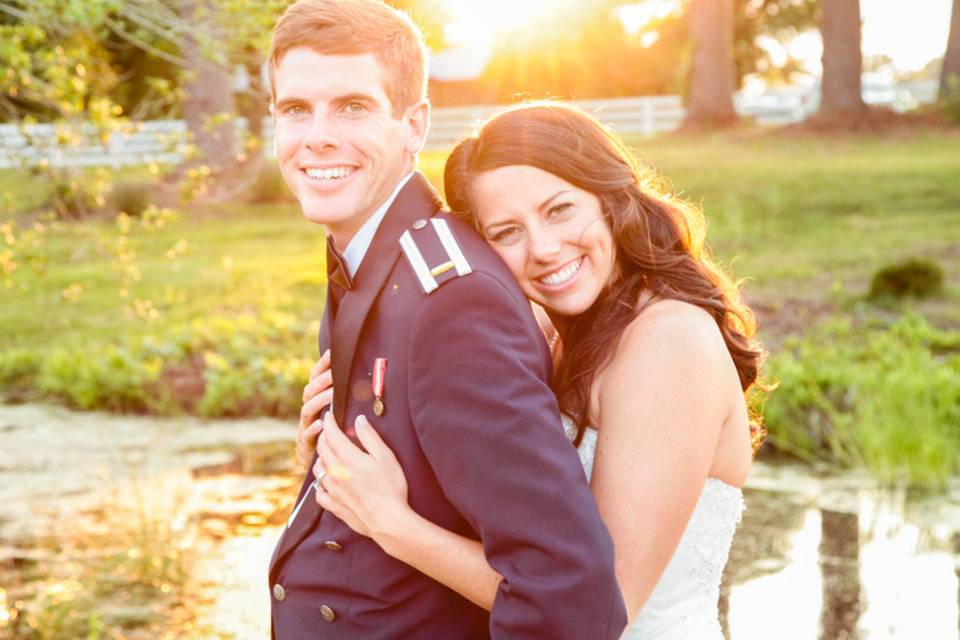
315;412;502;610
590;300;740;620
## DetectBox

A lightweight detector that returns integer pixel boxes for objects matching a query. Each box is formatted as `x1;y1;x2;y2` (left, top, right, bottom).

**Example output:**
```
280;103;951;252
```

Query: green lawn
2;128;959;484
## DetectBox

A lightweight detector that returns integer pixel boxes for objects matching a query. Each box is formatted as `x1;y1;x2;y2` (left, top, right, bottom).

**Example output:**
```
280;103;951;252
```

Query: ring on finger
312;466;327;491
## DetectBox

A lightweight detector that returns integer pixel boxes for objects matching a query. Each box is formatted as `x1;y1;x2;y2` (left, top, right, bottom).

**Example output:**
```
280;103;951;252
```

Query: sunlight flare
443;0;565;48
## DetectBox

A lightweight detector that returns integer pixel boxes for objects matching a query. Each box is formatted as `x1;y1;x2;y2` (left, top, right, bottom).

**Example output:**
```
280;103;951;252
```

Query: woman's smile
534;256;585;290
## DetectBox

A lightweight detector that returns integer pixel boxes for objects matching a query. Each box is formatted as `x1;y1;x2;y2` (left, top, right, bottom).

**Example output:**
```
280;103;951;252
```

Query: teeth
305;166;355;180
539;258;582;287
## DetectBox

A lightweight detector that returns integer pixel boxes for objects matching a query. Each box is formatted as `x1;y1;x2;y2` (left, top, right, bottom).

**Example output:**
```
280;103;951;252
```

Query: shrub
109;179;153;217
45;175;102;219
0;348;40;399
868;258;944;300
764;314;960;487
11;311;315;418
247;162;294;203
36;345;157;412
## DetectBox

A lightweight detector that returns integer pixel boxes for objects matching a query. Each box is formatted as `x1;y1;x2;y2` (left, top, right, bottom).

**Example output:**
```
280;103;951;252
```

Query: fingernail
323;348;331;359
355;415;368;428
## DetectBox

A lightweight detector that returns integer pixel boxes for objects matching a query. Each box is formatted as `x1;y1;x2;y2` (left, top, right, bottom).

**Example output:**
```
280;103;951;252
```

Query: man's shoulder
395;211;521;300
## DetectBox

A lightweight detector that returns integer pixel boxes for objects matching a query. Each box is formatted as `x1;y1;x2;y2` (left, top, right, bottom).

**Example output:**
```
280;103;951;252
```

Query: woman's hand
296;349;333;468
313;411;413;545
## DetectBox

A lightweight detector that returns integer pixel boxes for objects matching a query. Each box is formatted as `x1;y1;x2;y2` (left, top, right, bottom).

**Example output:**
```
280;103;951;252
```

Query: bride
297;102;767;637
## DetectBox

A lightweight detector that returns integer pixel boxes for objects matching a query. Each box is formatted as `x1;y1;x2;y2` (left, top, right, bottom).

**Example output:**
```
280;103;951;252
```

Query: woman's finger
323;411;366;466
302;369;333;402
299;388;333;428
304;418;324;439
316;425;339;473
296;418;325;466
298;417;324;450
354;415;394;463
309;349;331;380
315;487;368;536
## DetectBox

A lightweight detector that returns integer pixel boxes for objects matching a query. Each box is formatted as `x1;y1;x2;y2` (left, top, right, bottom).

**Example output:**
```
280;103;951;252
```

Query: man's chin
297;194;350;225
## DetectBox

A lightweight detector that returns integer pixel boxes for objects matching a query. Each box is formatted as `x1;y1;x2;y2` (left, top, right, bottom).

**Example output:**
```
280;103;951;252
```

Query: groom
267;1;626;638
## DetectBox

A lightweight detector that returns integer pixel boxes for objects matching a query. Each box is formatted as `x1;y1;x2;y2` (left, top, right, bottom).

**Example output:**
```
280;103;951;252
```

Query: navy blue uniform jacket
269;173;627;639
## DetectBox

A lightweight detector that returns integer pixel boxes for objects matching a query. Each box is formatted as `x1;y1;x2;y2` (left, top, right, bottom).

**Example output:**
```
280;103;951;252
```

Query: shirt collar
341;173;413;279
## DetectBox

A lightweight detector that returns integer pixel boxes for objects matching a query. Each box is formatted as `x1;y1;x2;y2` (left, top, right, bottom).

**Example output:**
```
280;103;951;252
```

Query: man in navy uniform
267;1;627;637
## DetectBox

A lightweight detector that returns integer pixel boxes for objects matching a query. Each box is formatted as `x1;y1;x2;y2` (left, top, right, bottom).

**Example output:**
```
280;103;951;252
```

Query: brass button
320;604;336;622
273;584;286;602
412;219;428;230
323;540;343;552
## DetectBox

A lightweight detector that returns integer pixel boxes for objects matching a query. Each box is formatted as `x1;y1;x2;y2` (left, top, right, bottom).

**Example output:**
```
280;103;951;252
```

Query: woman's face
471;165;616;319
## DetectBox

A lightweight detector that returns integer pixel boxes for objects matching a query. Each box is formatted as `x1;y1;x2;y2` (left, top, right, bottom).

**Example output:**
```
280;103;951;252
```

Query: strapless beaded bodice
563;416;744;639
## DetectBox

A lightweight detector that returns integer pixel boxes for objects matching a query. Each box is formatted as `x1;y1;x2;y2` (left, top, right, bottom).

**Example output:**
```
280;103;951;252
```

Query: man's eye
282;104;308;116
344;102;367;114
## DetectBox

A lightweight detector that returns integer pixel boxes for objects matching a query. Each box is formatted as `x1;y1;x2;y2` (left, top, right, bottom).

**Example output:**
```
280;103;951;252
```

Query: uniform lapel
268;301;334;577
330;173;443;426
269;174;442;579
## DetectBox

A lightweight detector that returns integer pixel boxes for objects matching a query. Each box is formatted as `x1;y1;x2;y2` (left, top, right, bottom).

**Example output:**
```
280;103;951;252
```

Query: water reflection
725;464;960;639
819;509;860;638
3;403;959;639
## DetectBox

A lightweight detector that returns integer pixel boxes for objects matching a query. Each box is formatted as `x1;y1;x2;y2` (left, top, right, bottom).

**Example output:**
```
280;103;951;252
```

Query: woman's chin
535;294;595;320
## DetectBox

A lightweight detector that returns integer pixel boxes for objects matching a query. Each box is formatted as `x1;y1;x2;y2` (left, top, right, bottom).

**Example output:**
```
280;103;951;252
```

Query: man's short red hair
268;0;428;116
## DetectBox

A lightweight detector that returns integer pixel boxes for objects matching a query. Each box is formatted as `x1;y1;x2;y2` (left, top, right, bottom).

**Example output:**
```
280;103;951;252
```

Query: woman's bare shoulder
614;298;729;368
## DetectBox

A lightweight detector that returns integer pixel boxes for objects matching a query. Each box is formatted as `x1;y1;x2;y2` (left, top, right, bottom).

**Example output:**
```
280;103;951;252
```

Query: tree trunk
941;0;960;101
684;0;737;129
179;0;237;174
818;0;864;120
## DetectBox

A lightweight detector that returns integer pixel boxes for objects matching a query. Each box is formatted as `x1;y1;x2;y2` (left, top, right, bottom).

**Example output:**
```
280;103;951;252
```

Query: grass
628;132;960;307
1;481;195;639
2;127;960;485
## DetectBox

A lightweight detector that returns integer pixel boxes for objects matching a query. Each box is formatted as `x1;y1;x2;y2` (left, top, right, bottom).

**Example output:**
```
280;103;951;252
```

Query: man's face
273;49;427;247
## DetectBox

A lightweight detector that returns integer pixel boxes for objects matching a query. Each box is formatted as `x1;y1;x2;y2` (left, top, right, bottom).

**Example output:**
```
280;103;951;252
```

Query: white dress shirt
341;173;414;279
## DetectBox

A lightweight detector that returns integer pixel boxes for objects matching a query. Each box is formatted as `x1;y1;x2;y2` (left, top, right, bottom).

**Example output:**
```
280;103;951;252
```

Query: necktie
326;237;352;318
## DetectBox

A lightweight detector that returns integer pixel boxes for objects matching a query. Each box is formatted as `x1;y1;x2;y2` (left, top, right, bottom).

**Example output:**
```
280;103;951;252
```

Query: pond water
1;404;958;639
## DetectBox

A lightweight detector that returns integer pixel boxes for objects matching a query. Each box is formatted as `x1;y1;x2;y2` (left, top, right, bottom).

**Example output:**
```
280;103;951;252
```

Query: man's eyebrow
538;190;570;213
335;92;379;105
274;97;306;110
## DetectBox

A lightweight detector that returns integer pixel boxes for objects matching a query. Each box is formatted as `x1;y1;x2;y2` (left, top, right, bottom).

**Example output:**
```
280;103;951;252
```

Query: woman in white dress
298;102;768;637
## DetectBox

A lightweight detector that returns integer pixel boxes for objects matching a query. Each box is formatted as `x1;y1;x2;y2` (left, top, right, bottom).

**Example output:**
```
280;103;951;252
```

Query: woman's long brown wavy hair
444;102;768;450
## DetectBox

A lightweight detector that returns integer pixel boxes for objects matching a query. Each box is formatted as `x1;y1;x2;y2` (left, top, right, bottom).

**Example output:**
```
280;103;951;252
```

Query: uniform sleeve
407;272;627;640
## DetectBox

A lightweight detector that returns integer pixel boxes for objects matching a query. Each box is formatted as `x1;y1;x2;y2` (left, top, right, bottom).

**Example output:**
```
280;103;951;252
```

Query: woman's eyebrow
538;190;570;212
482;218;513;236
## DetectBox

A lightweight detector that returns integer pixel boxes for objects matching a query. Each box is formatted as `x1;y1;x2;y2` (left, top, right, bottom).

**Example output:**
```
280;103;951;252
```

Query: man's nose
304;112;340;152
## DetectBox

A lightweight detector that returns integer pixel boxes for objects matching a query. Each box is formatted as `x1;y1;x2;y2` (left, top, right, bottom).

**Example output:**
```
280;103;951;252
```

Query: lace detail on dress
561;415;744;639
562;415;597;481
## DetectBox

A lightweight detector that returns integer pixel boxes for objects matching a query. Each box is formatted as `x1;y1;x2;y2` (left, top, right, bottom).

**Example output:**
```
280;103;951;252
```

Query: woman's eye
548;202;573;218
492;227;522;243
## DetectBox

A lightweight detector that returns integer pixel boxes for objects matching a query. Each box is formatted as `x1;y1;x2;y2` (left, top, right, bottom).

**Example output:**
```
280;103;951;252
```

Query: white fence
0;81;940;169
424;95;688;150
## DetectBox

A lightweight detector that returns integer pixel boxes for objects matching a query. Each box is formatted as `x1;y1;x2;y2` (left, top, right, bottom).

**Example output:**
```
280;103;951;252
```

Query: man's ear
403;99;431;155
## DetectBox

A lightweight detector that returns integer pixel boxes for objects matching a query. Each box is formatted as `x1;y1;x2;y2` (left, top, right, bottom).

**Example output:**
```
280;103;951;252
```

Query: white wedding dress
563;417;744;639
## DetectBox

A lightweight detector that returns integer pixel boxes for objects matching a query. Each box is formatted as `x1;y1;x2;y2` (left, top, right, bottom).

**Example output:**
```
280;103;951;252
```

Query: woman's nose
528;230;562;263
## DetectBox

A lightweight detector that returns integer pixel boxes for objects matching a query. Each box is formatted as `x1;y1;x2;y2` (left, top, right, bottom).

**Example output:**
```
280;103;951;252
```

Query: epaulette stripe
399;230;439;294
430;260;456;277
431;218;473;276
